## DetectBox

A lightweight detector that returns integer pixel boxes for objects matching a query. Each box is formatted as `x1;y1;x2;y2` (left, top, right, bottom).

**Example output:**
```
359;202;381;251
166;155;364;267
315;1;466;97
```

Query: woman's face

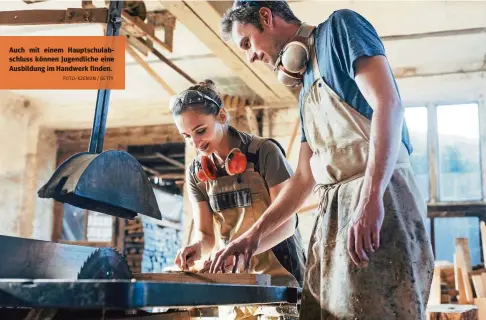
174;108;226;156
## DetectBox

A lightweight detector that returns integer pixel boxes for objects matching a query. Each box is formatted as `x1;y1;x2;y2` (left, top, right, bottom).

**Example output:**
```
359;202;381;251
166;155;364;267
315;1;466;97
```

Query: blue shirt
299;9;413;154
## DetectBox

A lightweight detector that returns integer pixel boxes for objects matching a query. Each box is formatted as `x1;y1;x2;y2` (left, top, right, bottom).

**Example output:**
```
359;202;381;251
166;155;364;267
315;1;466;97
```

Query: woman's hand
174;242;202;271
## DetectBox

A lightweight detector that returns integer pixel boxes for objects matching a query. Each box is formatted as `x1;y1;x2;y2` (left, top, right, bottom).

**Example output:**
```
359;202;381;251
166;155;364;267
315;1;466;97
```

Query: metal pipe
88;0;124;154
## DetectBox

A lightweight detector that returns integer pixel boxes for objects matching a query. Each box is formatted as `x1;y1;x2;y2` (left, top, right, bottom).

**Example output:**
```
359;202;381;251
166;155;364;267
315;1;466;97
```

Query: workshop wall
0;92;56;239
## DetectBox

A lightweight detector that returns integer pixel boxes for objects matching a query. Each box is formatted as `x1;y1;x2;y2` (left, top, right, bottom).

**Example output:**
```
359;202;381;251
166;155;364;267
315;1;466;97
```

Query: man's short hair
220;0;301;41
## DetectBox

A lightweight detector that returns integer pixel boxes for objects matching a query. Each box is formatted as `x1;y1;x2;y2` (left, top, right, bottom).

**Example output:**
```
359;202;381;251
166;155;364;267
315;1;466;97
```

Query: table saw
0;235;300;319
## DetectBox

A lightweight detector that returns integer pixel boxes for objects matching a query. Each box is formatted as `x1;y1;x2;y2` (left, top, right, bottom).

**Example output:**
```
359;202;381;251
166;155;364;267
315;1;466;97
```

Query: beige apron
298;34;434;319
195;129;306;319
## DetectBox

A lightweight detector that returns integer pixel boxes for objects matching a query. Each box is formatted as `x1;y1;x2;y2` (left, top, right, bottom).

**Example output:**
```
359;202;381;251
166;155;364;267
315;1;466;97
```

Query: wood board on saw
133;272;271;286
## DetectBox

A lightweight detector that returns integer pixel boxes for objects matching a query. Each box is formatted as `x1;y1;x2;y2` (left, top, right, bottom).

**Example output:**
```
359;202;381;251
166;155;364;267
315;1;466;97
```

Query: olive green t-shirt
187;139;294;203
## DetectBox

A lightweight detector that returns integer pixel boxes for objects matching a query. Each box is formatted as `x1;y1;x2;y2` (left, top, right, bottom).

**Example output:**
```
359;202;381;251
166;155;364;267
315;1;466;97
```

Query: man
209;1;434;319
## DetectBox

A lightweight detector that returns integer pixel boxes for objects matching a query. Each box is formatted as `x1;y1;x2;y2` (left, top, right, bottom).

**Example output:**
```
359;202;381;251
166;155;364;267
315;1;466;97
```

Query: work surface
0;279;299;309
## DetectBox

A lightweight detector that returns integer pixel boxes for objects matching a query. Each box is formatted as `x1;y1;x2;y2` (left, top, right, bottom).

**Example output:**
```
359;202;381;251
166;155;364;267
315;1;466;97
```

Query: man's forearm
362;101;404;199
254;172;314;239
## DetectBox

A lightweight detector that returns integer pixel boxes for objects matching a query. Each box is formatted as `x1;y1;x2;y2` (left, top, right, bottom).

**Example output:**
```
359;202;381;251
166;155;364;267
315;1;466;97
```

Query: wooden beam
382;27;486;42
183;1;298;104
155;152;185;169
141;165;161;176
427;103;439;203
161;1;285;104
121;11;173;52
245;106;259;135
286;117;301;158
297;203;318;214
126;44;176;95
82;1;173;53
0;8;108;26
56;124;183;149
136;38;196;84
156;173;185;180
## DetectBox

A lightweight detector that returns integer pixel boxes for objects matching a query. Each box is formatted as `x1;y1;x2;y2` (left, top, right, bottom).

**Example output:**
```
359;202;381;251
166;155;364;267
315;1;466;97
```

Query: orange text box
0;36;125;90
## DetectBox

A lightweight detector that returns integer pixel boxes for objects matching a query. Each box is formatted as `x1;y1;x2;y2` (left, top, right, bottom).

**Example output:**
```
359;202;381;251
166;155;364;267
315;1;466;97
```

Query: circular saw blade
77;247;133;280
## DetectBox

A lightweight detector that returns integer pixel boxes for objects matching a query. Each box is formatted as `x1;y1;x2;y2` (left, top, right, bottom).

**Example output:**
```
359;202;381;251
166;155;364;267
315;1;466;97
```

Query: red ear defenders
196;148;248;182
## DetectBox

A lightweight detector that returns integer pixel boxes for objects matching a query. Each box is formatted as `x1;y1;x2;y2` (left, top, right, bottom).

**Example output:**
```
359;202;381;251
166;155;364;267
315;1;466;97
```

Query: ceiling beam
155;152;185;169
161;1;295;104
126;44;176;95
40;100;176;129
182;1;297;104
382;27;486;42
289;2;486;38
0;8;108;26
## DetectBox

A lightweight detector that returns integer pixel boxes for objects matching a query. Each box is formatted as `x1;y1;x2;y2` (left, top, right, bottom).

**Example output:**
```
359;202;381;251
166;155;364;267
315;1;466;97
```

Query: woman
171;80;306;318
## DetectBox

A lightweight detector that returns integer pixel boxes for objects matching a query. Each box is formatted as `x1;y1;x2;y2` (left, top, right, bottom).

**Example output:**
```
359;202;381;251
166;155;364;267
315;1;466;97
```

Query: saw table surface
0;279;299;309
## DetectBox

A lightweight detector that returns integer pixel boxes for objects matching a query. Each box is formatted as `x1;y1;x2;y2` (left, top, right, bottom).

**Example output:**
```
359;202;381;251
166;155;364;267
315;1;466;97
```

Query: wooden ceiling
1;0;486;131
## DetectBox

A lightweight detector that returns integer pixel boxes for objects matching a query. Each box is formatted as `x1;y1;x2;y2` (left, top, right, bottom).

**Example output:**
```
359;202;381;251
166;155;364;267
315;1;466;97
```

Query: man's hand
209;231;260;273
198;254;244;273
347;194;384;267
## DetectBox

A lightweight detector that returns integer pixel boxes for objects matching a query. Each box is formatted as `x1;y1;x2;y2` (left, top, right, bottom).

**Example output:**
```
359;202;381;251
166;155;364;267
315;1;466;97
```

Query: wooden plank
0;8;108;26
428;266;442;305
474;298;486;320
481;215;486;264
455;240;474;304
133;272;271;286
472;274;486;298
456;238;473;272
107;311;191;320
427;304;478;320
183;1;298;103
162;1;281;103
454;253;468;304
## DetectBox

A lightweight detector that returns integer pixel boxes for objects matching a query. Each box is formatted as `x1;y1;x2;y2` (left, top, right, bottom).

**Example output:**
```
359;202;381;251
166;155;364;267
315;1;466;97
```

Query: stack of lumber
123;218;145;273
123;217;182;274
426;221;486;319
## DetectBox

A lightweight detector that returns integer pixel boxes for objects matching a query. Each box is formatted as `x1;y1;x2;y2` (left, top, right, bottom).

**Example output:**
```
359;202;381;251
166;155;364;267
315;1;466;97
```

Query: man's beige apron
195;130;306;319
299;34;434;319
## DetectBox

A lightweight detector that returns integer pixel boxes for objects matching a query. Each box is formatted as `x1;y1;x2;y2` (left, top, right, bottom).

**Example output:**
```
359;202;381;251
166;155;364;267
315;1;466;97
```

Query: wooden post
427;103;439;203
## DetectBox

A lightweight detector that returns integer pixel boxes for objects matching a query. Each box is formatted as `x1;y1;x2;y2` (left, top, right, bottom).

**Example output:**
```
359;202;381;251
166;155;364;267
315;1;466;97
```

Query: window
61;204;113;242
434;217;481;266
437;103;481;201
404;107;429;200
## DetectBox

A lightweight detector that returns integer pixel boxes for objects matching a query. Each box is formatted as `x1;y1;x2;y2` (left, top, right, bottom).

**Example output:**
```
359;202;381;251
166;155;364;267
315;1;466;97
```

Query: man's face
231;13;283;66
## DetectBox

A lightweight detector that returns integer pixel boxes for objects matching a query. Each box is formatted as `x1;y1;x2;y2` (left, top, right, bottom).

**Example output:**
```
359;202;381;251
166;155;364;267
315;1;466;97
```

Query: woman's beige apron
195;129;306;319
299;34;435;319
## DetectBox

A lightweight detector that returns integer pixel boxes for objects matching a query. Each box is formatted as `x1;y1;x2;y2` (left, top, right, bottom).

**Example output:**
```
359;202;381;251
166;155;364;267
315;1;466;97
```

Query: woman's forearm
194;232;215;257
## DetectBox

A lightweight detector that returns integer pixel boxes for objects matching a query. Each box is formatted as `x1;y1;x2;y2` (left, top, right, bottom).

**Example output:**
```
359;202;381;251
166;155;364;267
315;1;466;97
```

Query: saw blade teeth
77;247;133;280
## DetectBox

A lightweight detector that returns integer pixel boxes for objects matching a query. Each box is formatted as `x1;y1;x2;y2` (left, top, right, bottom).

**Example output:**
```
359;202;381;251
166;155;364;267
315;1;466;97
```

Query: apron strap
310;33;323;83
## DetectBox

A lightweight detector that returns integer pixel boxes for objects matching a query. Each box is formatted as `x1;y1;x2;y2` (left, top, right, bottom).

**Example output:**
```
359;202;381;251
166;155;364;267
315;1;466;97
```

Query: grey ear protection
274;23;316;87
